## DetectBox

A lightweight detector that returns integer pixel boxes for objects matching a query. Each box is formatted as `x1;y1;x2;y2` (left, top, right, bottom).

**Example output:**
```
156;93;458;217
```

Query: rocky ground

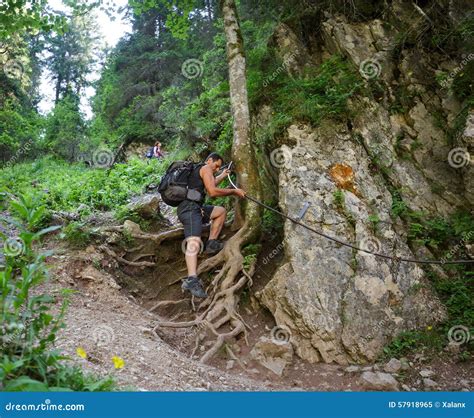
2;201;471;392
38;238;472;392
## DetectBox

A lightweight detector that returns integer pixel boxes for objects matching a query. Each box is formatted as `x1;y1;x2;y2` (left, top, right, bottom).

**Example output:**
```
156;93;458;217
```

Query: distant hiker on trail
153;141;164;158
178;153;245;298
146;141;165;159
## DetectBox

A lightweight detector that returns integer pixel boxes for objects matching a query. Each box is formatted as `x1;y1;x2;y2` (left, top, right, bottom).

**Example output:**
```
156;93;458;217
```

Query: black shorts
177;200;214;238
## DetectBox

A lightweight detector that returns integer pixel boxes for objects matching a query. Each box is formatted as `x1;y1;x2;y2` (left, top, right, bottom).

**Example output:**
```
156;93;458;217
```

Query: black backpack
145;147;154;158
158;161;204;207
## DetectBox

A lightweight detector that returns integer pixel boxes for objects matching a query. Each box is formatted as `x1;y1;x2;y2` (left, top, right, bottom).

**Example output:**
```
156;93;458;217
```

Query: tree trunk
54;75;62;104
155;0;265;364
205;0;213;22
221;0;262;234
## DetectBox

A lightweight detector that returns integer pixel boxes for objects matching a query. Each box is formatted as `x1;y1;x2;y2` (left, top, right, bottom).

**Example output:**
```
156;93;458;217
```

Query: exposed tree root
101;216;258;364
149;298;189;312
102;225;185;244
99;245;156;267
130;253;155;262
154;221;257;364
101;220;232;245
125;244;144;253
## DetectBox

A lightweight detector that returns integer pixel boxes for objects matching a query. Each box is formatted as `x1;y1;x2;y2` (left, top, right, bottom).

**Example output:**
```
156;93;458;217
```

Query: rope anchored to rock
227;173;474;266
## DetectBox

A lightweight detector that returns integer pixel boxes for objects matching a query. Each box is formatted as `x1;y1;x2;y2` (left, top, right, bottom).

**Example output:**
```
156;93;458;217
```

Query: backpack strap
193;162;206;172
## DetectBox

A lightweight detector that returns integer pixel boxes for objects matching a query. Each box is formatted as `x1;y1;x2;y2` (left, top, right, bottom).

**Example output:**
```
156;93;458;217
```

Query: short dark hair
205;152;224;164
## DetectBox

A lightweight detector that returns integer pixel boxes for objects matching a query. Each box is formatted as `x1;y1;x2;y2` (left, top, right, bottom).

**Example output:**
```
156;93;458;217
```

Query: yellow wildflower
112;355;125;369
76;347;87;359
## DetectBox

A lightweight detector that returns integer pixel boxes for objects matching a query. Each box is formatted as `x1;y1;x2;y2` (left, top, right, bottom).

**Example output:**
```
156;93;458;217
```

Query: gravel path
47;252;288;391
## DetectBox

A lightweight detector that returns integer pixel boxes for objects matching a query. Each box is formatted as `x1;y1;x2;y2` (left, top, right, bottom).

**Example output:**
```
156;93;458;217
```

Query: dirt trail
42;238;374;391
3;200;469;392
46;251;284;391
39;240;472;393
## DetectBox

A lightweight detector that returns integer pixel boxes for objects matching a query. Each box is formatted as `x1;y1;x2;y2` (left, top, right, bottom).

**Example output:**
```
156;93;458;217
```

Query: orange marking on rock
329;163;358;194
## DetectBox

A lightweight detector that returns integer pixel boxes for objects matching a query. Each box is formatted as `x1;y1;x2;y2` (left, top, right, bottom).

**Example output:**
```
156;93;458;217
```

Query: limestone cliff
256;1;472;364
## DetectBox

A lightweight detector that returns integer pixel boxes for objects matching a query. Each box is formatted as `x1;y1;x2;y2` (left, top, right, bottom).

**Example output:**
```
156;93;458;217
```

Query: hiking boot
181;276;207;298
204;239;224;255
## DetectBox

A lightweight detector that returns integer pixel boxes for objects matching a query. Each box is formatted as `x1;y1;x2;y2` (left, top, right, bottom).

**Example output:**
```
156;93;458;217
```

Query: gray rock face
321;15;395;83
319;13;467;216
250;336;293;376
259;122;447;365
270;23;309;77
361;371;399;391
127;194;160;219
461;111;474;208
256;4;473;366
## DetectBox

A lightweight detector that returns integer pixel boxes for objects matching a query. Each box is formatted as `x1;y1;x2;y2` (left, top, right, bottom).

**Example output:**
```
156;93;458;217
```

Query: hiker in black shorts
178;153;245;298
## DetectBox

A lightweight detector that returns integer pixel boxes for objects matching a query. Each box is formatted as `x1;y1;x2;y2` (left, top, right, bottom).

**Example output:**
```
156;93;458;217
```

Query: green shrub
383;329;444;359
0;99;43;165
242;243;262;270
62;221;92;247
262;206;284;235
252;55;362;147
382;209;474;359
0;154;179;216
368;214;380;232
333;189;344;209
0;194;116;391
390;190;408;218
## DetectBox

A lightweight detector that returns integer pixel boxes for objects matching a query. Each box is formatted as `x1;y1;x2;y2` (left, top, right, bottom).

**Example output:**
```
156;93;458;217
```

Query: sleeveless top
187;163;206;204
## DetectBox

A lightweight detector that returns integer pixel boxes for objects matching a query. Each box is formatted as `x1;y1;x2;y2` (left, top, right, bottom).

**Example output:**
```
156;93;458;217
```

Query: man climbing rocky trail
159;153;246;299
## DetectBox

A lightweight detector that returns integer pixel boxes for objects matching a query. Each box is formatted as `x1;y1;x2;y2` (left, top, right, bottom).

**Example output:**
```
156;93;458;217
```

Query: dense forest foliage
2;0;472;168
3;0;471;216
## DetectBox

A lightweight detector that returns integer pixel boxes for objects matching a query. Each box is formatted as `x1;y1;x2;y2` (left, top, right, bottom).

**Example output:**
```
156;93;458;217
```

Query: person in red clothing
153;141;164;158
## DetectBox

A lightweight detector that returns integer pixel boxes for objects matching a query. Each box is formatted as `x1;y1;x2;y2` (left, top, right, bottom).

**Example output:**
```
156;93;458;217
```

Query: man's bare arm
201;166;244;198
215;169;231;186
